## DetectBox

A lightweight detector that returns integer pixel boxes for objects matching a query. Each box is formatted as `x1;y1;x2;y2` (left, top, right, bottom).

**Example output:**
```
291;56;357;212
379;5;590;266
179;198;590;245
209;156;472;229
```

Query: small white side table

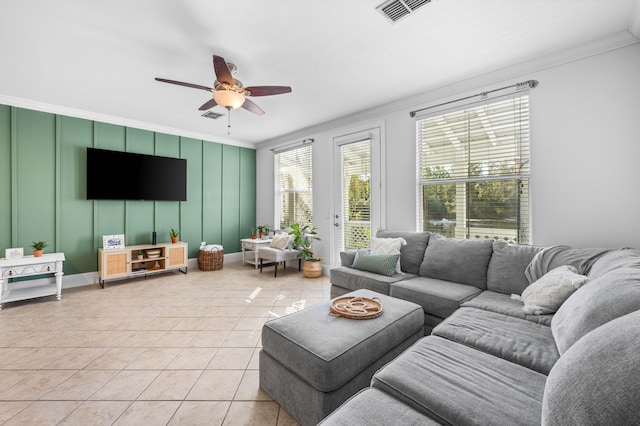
241;238;272;269
0;253;65;310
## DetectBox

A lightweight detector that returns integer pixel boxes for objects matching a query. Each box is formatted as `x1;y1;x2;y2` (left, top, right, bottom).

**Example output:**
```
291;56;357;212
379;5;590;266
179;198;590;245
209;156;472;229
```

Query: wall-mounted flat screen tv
86;148;187;201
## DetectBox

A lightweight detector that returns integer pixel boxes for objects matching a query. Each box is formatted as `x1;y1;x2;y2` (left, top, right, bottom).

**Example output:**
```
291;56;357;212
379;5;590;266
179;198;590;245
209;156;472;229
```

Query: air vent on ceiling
201;111;224;120
376;0;431;23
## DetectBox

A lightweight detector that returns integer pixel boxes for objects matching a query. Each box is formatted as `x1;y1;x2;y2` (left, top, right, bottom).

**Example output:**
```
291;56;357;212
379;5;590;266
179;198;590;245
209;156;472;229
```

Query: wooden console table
98;242;188;287
0;253;65;310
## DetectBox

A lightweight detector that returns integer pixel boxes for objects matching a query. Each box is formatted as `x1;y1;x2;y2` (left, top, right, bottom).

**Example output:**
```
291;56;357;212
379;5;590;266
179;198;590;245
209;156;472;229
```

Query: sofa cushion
319;388;440;426
419;235;493;289
352;250;400;277
487;241;543;294
551;267;640;354
524;245;610;283
370;237;406;274
543;310;640;426
514;265;588;315
330;266;412;296
462;290;553;326
587;248;640;280
390;277;482;318
371;335;546;426
376;229;430;275
433;307;559;374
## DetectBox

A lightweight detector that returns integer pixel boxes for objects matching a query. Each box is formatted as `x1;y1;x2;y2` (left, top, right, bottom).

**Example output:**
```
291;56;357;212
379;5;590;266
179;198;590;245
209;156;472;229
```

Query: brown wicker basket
330;296;383;320
198;249;224;271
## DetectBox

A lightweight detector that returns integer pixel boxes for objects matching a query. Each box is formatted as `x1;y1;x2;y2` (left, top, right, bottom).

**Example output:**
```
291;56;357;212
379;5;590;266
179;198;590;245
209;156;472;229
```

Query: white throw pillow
370;237;407;274
269;233;291;251
512;265;588;315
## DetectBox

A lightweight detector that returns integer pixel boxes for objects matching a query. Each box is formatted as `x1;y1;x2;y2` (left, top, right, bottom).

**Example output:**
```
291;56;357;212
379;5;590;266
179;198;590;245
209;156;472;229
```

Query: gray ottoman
259;289;424;425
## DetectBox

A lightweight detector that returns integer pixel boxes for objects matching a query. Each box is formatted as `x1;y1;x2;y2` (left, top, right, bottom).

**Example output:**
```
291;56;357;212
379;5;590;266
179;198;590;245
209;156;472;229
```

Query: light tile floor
0;261;331;425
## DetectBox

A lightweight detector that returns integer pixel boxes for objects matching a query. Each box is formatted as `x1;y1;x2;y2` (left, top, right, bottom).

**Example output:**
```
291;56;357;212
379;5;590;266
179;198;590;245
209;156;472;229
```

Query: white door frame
331;123;385;267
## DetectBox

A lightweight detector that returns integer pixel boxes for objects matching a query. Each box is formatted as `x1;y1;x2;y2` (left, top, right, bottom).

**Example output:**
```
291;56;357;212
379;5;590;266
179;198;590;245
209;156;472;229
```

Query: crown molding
630;0;640;39
0;95;256;150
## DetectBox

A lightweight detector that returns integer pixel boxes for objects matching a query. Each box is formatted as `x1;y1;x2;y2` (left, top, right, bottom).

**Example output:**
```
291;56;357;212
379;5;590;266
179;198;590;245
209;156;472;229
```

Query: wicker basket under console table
98;242;188;287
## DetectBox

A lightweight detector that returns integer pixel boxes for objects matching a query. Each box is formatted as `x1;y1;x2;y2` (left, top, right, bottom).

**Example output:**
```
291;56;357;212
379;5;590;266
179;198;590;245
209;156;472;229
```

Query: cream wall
256;43;640;269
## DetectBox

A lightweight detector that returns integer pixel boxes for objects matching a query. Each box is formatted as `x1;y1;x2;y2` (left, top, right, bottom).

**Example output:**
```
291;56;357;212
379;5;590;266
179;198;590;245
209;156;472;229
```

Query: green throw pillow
352;249;400;277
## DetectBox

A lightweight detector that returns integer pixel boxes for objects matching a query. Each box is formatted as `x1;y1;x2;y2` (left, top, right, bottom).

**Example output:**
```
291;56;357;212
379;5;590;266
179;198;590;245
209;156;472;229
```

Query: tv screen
86;148;187;201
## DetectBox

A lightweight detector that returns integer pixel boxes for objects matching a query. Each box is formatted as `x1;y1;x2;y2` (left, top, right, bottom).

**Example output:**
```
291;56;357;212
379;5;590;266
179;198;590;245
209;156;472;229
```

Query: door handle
334;223;340;227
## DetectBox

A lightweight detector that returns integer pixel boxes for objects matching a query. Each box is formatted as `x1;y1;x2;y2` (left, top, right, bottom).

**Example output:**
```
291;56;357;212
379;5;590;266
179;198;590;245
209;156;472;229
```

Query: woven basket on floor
198;249;224;271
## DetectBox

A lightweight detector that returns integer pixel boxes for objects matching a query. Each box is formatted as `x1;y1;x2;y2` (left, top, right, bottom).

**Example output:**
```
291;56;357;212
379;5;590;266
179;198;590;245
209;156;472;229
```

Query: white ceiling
1;0;638;146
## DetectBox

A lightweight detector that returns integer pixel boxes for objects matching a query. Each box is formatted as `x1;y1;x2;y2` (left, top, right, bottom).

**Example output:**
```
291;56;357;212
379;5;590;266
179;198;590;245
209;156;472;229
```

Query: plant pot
251;235;257;240
171;237;178;244
137;255;144;260
33;249;43;258
303;260;322;278
259;232;264;238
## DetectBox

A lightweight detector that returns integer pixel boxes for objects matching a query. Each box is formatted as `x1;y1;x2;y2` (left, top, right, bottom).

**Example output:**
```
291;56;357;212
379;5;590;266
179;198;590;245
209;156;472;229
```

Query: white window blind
275;145;313;229
416;95;530;244
340;139;371;250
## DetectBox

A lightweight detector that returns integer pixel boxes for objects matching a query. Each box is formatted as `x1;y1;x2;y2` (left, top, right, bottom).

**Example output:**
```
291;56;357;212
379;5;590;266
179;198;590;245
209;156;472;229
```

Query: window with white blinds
416;95;530;244
274;145;313;229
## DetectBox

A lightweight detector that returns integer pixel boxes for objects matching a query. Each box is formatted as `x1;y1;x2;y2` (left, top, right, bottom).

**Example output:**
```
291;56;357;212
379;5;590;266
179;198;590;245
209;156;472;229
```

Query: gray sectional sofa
323;230;640;425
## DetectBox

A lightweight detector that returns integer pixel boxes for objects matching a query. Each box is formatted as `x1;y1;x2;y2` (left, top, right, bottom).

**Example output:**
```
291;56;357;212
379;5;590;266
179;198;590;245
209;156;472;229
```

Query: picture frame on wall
4;248;24;259
103;234;125;250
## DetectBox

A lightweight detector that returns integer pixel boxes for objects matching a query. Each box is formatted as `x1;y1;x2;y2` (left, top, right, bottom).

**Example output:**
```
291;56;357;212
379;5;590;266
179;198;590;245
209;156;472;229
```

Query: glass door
333;127;382;266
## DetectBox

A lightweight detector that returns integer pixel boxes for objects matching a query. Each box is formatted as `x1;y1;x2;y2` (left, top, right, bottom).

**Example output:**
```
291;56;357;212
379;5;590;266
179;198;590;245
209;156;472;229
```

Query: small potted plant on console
170;228;179;244
31;241;48;257
137;250;144;260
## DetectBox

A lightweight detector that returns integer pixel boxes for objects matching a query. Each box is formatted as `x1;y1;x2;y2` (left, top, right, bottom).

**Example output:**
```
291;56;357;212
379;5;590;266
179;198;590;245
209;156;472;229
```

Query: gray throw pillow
551;267;640;355
419;235;493;289
352;250;400;277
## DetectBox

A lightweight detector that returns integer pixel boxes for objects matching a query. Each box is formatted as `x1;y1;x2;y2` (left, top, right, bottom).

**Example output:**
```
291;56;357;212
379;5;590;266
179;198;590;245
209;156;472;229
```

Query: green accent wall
0;104;256;275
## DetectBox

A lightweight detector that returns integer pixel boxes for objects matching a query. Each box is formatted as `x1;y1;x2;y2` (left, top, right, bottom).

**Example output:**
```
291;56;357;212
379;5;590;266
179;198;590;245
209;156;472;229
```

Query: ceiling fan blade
241;98;265;116
244;86;292;97
198;98;218;111
213;55;234;85
155;78;213;92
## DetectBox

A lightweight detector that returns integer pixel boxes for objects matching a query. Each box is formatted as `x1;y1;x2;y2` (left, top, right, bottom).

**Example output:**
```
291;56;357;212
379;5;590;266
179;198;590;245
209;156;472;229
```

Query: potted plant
288;224;322;278
170;228;179;244
137;250;144;260
264;224;272;238
250;227;257;239
31;241;48;257
256;224;266;238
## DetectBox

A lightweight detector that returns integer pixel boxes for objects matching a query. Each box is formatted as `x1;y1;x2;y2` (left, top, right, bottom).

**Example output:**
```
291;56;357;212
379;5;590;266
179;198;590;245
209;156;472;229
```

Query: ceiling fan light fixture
213;90;245;109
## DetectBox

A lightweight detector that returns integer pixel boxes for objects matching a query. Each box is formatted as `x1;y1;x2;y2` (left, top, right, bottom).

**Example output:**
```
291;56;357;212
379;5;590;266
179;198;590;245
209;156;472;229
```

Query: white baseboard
16;252;317;291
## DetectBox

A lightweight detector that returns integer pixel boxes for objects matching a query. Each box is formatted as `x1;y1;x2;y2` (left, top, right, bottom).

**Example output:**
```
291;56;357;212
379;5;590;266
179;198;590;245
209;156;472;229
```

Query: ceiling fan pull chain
227;107;232;135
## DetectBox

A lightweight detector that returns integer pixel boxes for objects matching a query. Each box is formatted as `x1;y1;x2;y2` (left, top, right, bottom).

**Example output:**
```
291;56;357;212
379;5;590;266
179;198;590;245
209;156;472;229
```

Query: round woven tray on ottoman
198;246;223;271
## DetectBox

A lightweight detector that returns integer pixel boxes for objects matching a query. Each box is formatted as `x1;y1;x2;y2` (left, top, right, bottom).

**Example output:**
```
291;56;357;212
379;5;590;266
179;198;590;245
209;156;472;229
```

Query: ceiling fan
155;55;291;123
